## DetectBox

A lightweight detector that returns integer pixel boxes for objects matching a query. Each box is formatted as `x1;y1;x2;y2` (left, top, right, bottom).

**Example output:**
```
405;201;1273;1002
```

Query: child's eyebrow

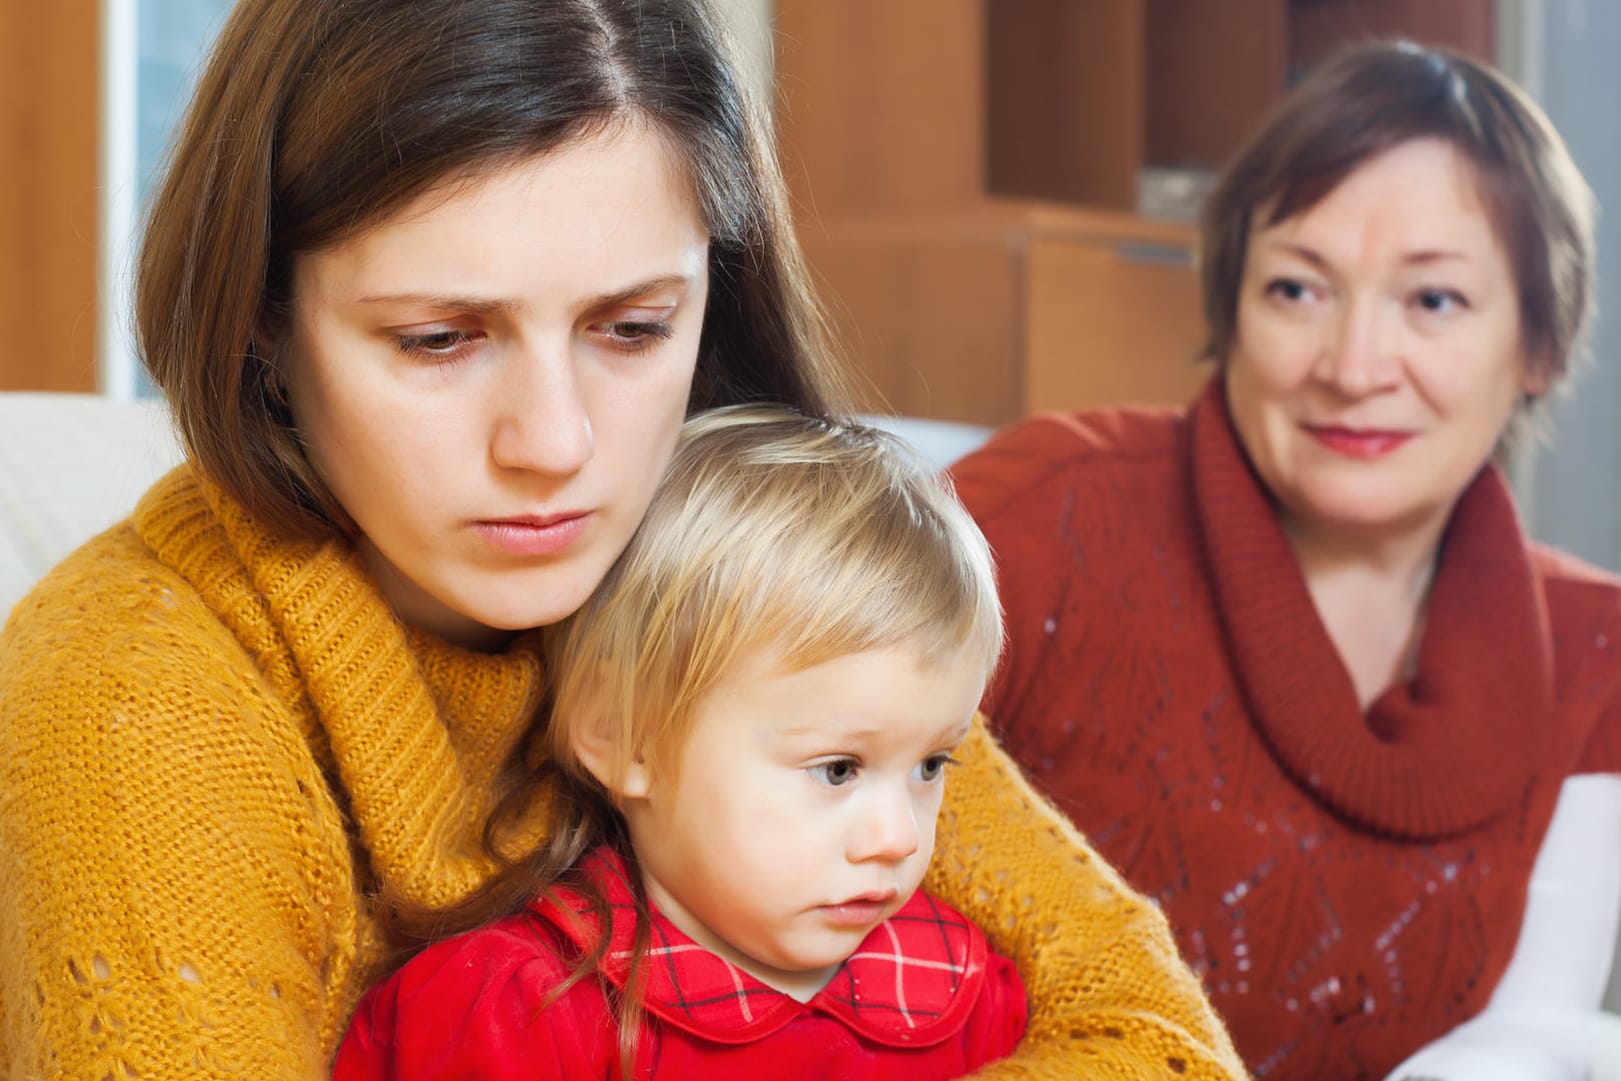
775;719;975;746
775;723;885;742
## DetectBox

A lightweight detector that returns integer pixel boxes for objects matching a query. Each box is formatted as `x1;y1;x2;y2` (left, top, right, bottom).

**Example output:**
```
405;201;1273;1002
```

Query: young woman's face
1225;137;1540;548
285;125;710;647
610;641;986;1001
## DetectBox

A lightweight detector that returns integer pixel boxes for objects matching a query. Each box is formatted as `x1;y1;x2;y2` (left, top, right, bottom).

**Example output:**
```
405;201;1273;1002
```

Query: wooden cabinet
780;0;1494;214
0;6;101;391
776;0;1494;423
800;204;1209;427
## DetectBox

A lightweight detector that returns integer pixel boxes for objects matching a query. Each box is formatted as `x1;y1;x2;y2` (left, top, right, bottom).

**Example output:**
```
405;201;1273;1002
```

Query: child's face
617;639;987;1001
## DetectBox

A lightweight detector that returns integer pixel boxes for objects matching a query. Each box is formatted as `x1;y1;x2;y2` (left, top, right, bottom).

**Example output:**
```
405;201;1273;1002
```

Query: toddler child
334;405;1026;1079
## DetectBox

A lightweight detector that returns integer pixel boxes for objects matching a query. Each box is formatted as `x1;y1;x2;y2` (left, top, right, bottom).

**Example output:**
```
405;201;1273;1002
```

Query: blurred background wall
1;0;1617;570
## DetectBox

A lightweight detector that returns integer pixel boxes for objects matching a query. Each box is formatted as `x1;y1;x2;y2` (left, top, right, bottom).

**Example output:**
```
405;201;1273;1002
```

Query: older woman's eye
1415;288;1468;314
1264;278;1312;303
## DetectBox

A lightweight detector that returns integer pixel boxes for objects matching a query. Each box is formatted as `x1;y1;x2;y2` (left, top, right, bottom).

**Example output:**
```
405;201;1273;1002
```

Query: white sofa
0;393;183;617
2;391;1618;1079
0;393;990;619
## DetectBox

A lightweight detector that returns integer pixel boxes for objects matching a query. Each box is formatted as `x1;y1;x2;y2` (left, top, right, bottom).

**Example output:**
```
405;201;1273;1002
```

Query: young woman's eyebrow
353;274;695;314
588;274;695;308
353;293;512;313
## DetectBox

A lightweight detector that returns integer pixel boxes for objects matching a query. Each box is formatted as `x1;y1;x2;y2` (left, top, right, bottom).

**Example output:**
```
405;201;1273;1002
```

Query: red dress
951;378;1621;1080
334;848;1027;1080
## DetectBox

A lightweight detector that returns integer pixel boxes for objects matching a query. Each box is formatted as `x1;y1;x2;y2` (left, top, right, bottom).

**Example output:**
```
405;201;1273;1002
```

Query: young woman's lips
473;512;593;557
1305;425;1413;460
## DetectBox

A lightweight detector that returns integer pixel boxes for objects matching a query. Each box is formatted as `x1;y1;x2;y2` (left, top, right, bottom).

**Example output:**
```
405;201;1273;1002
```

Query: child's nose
848;790;920;864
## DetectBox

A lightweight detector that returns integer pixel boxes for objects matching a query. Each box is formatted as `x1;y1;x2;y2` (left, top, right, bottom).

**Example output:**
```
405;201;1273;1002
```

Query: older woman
954;42;1619;1081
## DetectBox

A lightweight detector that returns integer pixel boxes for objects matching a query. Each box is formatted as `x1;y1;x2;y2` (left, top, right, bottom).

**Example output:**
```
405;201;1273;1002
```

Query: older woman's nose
1314;299;1401;396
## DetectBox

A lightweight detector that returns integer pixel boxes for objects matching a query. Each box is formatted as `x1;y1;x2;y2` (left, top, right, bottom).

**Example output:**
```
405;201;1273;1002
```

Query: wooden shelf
801;202;1209;425
778;0;1495;214
773;0;1495;423
0;5;100;391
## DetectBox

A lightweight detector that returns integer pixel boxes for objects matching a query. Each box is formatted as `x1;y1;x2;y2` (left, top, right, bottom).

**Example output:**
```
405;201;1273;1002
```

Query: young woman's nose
848;789;921;865
1313;297;1400;397
488;344;595;475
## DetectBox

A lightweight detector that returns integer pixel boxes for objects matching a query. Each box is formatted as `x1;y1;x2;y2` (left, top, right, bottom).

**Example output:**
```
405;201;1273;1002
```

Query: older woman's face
1226;137;1539;548
285;125;709;648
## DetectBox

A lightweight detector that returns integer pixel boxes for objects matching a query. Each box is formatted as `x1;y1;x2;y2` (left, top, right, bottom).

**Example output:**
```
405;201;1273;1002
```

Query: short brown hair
136;0;852;537
1200;41;1595;399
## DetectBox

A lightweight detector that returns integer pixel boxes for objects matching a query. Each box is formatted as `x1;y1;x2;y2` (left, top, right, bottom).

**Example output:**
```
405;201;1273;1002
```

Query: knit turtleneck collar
133;465;547;908
1189;379;1556;839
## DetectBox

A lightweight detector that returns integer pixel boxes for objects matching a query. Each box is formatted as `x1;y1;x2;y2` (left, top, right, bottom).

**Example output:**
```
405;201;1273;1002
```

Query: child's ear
568;710;654;801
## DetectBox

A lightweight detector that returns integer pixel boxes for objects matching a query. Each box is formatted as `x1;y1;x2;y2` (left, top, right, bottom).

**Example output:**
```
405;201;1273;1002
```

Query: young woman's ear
568;710;654;801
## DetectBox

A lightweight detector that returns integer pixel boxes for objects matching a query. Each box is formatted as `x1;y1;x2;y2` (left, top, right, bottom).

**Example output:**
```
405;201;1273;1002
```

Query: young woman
955;41;1620;1081
0;1;1240;1078
338;405;1027;1079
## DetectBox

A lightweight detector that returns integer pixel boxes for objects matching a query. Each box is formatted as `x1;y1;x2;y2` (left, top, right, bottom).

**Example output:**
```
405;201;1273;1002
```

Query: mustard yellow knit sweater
0;466;1243;1080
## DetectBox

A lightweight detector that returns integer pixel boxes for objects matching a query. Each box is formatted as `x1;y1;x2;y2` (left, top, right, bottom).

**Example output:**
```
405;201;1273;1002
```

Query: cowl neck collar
1189;380;1555;838
135;465;547;907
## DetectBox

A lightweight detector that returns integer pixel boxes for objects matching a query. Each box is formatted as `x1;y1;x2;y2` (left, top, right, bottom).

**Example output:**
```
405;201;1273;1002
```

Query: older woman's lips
474;512;593;556
1305;425;1412;460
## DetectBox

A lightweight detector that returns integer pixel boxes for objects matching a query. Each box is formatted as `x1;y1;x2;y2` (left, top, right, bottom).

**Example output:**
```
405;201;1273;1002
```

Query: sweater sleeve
1576;693;1621;775
334;921;608;1081
963;947;1030;1068
924;716;1245;1080
949;413;1115;766
0;536;358;1079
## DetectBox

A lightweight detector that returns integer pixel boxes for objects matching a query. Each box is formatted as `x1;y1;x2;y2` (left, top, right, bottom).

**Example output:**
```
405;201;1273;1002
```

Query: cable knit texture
951;378;1621;1081
0;463;1244;1080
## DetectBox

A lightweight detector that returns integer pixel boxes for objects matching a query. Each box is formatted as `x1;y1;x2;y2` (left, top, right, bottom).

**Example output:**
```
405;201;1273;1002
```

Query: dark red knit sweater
952;379;1621;1081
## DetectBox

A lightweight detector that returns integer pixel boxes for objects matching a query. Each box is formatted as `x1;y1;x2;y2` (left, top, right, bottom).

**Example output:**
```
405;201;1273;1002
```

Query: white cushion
0;393;183;620
858;413;992;472
0;400;989;621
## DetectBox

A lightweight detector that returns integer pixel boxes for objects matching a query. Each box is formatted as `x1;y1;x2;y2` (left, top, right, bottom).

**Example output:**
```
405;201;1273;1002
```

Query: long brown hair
136;0;852;538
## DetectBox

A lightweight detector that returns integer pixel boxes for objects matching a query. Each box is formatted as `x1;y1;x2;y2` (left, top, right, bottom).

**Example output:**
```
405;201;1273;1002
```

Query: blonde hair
547;403;1004;791
394;404;1003;1073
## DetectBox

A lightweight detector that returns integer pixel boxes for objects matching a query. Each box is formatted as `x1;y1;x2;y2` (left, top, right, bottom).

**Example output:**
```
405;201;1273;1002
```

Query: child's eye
810;758;860;787
914;754;959;783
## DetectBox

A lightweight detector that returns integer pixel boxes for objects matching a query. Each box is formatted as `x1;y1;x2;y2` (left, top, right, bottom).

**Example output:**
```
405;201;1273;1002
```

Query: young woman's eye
810;758;860;787
595;319;676;353
395;328;483;361
1414;288;1468;314
914;754;959;784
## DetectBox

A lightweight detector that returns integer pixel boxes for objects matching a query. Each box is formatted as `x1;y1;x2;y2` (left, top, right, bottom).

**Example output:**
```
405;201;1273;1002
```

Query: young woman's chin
454;577;602;637
377;561;610;647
